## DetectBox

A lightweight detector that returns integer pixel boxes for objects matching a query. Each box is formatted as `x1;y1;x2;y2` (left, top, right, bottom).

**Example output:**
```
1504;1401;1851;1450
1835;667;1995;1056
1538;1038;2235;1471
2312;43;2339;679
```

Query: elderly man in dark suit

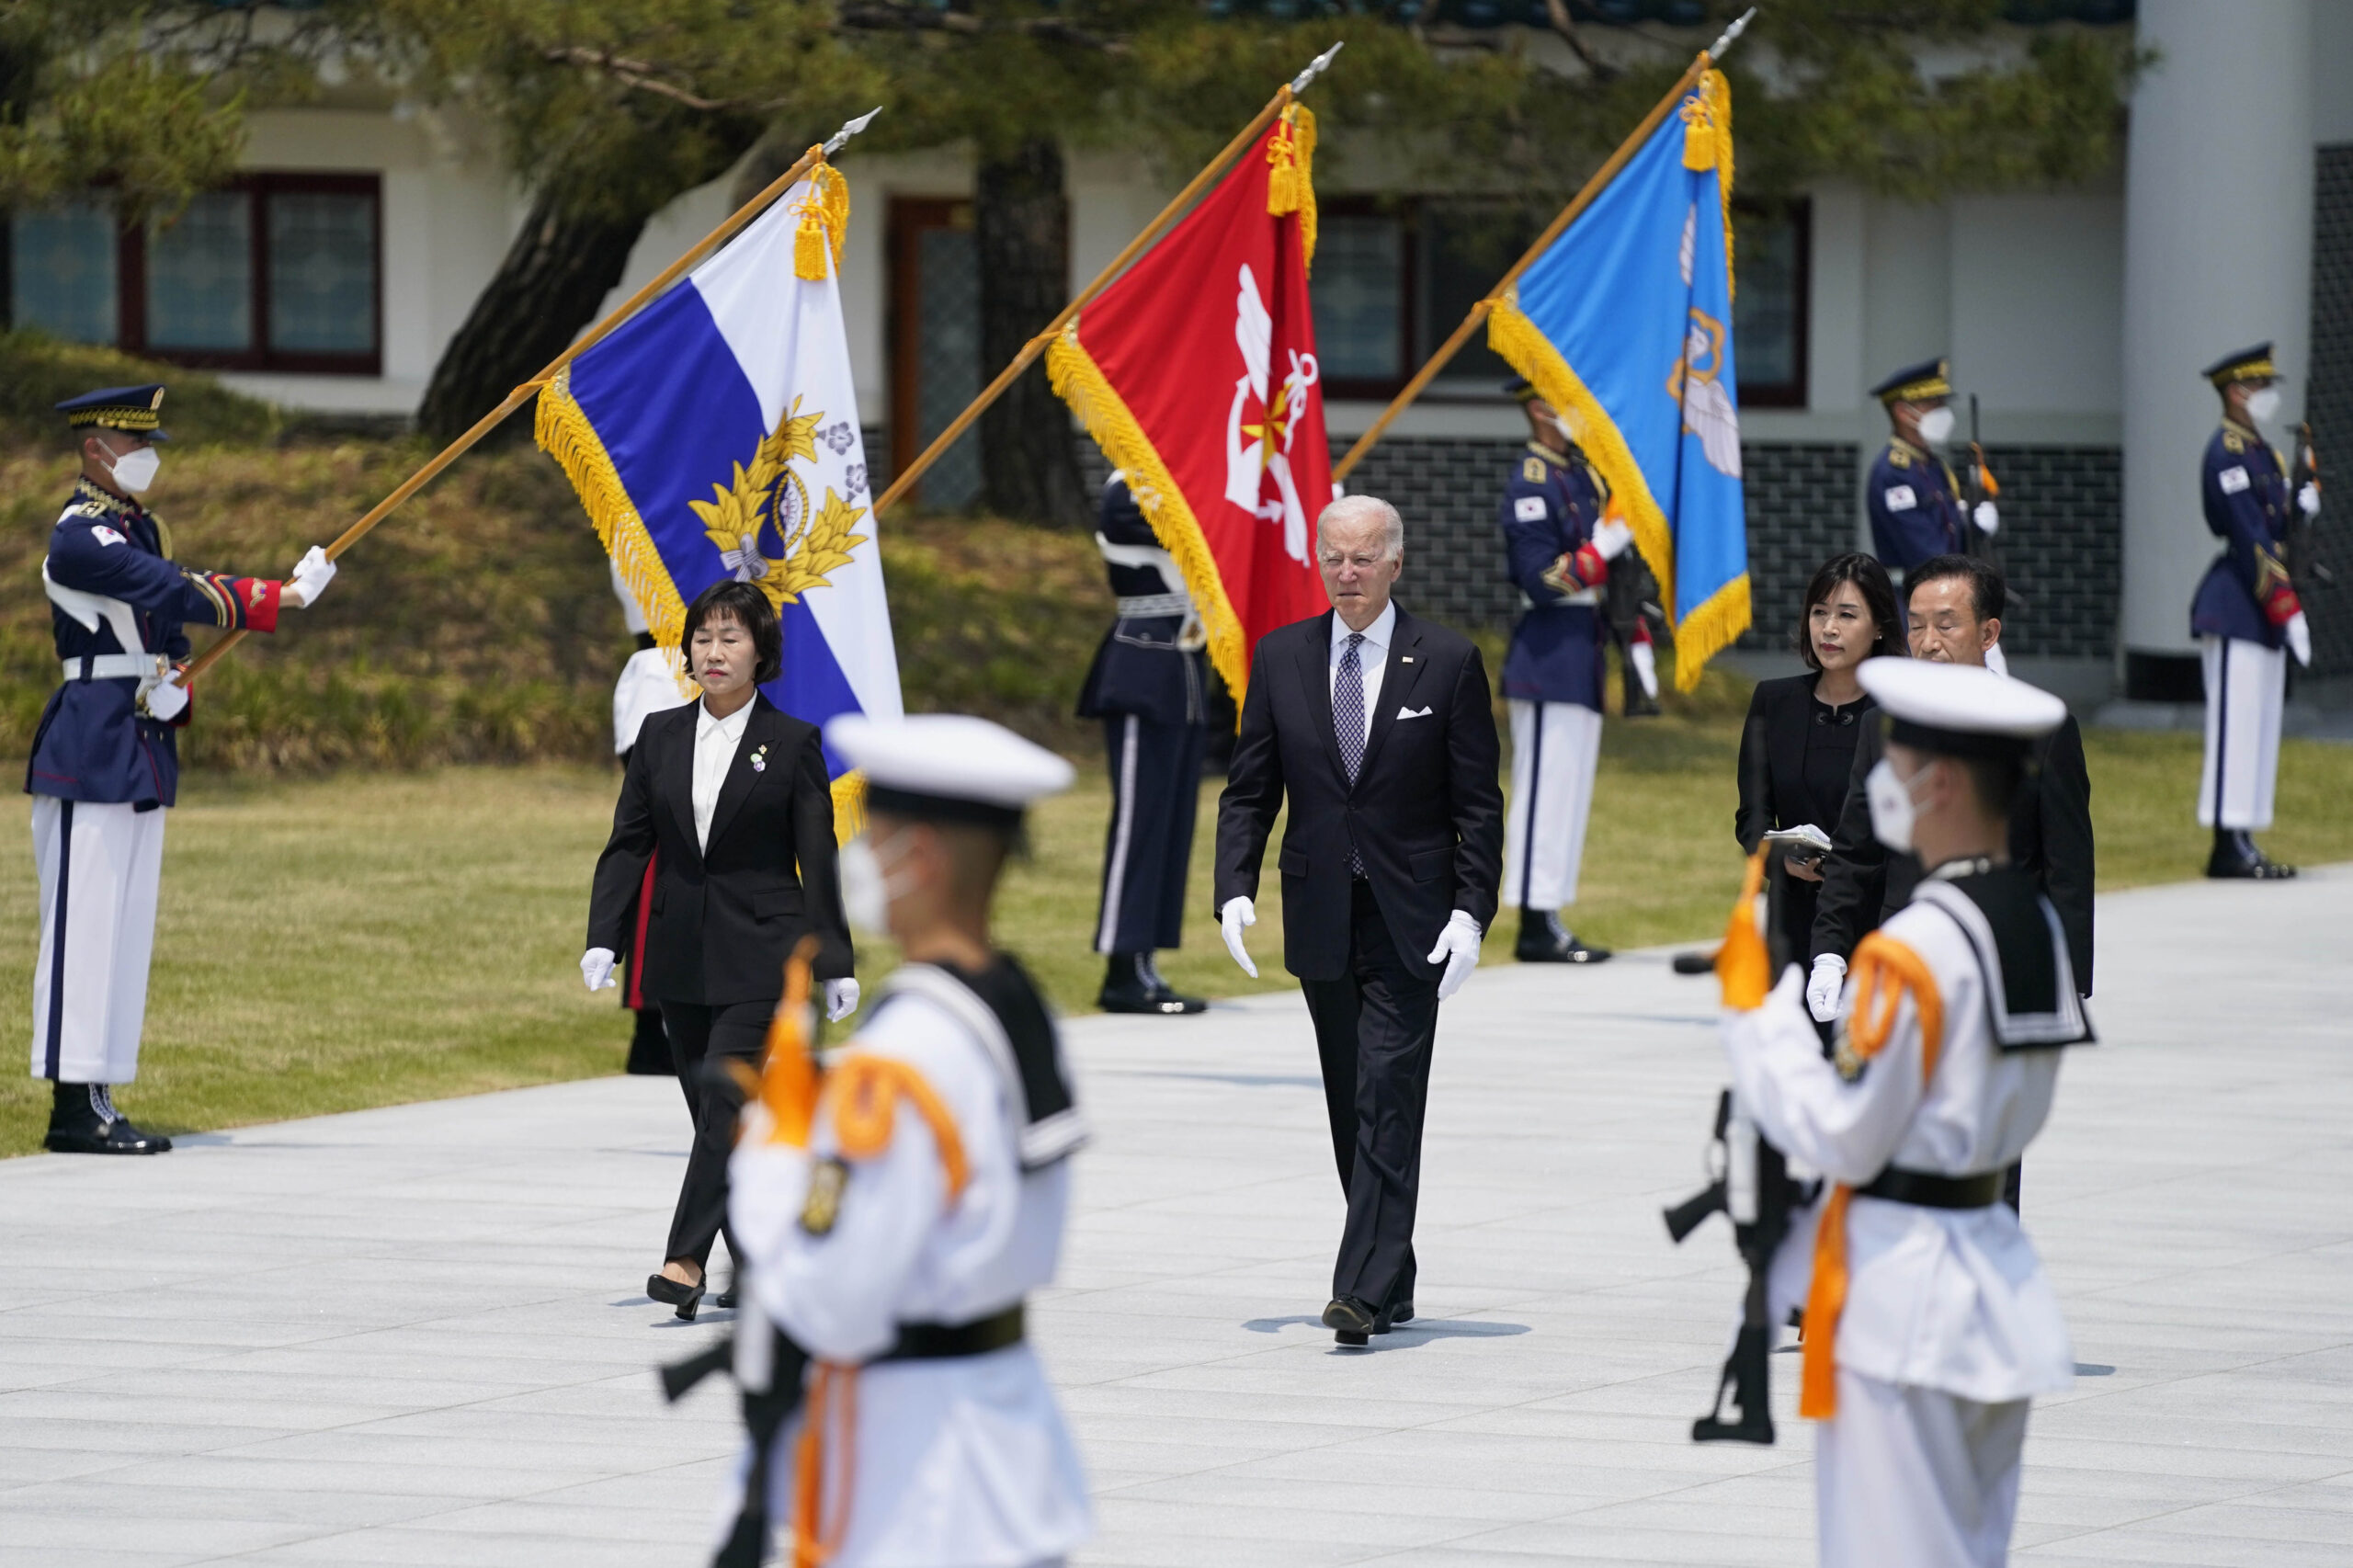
1213;494;1506;1345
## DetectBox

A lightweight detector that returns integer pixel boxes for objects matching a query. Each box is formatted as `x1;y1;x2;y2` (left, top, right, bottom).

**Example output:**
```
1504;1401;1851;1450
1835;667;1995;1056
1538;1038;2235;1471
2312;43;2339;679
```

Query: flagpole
182;108;883;685
870;41;1345;518
1330;17;1752;483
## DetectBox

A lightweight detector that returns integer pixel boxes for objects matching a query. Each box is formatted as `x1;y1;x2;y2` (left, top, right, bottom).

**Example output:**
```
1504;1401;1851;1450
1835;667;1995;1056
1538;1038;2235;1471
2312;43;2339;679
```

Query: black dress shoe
1097;954;1208;1016
1323;1296;1380;1346
1387;1300;1414;1326
43;1083;171;1154
714;1278;738;1310
2208;828;2298;880
1672;949;1719;976
647;1273;706;1321
1516;910;1611;964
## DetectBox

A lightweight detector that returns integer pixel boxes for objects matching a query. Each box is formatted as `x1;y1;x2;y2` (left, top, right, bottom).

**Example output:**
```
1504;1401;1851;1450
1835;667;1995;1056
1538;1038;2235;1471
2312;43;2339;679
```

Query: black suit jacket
1810;711;2095;994
1213;604;1505;983
1733;673;1877;854
587;694;853;1005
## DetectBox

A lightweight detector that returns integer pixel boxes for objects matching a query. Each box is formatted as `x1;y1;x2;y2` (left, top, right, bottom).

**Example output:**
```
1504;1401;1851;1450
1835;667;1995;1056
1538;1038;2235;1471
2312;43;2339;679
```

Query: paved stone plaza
3;868;2348;1566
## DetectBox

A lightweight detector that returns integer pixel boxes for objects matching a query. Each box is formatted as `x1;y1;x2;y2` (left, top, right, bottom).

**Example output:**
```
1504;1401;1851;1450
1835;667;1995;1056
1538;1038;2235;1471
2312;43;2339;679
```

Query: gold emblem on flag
689;395;868;613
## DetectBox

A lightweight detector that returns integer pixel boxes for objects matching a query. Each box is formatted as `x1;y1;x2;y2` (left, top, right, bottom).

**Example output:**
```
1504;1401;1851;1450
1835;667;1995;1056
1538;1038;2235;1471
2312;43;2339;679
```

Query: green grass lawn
5;722;2350;1157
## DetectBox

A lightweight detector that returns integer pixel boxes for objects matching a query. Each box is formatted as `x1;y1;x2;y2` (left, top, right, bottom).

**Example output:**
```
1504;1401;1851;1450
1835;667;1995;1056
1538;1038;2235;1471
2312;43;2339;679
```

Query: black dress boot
1140;954;1208;1015
44;1083;172;1154
1099;953;1204;1015
2208;827;2297;880
1516;908;1611;964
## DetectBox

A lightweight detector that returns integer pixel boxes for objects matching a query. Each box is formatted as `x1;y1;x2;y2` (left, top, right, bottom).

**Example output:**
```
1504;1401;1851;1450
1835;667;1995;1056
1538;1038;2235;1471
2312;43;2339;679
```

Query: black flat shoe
646;1273;706;1321
1323;1295;1380;1346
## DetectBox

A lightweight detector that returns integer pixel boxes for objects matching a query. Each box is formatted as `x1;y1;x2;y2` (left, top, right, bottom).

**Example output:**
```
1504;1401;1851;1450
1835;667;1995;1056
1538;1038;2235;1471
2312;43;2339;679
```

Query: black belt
1857;1167;2005;1209
876;1302;1025;1362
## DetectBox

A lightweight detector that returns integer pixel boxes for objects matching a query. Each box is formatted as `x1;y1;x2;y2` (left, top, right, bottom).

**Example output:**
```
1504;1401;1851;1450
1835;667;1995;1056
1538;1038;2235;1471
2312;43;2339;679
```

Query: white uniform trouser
1501;699;1602;910
2199;635;2285;830
1816;1369;2029;1568
29;797;165;1085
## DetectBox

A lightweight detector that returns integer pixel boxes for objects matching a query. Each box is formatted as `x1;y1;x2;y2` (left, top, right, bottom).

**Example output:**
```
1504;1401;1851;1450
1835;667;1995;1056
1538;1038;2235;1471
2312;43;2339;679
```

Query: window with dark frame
6;173;382;375
1308;193;1812;408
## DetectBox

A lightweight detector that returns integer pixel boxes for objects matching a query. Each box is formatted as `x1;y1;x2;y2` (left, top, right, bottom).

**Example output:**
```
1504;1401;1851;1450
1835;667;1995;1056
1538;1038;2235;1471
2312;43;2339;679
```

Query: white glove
824;977;860;1022
1591;517;1635;561
1806;954;1846;1023
1630;639;1659;700
1426;910;1483;1001
581;947;618;992
286;545;337;608
2286;610;2312;667
2299;481;2321;518
1972;500;1999;536
1220;896;1258;980
141;668;188;722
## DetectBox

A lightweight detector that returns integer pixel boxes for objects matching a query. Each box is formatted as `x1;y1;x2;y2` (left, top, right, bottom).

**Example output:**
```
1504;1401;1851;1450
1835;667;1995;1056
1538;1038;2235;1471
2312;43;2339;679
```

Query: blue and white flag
538;161;902;827
1490;70;1749;687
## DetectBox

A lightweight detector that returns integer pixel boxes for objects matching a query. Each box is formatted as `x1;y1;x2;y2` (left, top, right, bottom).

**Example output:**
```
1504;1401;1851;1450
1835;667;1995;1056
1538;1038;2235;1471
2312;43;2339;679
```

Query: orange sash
1798;932;1944;1420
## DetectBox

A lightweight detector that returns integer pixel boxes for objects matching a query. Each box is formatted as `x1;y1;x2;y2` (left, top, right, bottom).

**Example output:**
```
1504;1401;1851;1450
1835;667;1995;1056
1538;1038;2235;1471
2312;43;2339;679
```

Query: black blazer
1733;672;1877;854
587;694;853;1006
1810;712;2096;994
1213;604;1505;983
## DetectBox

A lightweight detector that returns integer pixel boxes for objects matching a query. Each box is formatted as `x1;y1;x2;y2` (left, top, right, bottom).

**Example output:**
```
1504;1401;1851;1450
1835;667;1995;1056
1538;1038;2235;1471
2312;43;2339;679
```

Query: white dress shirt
691;697;755;852
1326;599;1396;748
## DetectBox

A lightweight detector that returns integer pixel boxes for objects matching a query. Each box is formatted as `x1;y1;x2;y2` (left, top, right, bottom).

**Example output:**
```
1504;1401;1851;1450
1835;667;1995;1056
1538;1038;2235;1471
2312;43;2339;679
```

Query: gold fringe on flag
793;155;851;281
1045;319;1249;703
535;365;689;659
1265;104;1318;272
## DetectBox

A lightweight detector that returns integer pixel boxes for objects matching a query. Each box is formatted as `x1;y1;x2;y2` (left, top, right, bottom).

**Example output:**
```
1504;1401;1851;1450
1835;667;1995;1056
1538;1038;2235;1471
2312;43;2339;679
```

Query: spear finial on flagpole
1708;7;1757;62
1291;40;1345;95
825;107;882;156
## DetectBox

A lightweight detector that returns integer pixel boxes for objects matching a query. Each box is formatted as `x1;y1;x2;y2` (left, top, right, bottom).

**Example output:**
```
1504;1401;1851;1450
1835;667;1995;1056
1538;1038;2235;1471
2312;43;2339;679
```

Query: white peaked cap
827;713;1075;824
1859;658;2065;756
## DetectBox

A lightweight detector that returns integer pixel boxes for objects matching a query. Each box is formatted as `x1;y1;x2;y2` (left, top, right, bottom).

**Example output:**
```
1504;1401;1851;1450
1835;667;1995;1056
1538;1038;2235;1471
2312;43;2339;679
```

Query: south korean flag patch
1882;484;1917;512
1513;495;1549;522
91;525;127;547
2218;466;2251;495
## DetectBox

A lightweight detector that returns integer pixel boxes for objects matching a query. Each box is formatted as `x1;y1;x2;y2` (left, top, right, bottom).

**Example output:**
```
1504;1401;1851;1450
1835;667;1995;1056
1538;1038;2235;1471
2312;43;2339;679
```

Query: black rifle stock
2287;421;2336;590
1964;394;2028;613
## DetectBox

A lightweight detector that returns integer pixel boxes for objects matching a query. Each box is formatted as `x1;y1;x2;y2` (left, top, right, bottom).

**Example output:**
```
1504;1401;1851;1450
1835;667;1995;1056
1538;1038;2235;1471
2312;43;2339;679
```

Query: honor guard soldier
1077;472;1209;1013
29;385;337;1153
1867;359;1998;576
1498;378;1634;963
1722;658;2089;1568
718;713;1092;1568
2190;343;2314;879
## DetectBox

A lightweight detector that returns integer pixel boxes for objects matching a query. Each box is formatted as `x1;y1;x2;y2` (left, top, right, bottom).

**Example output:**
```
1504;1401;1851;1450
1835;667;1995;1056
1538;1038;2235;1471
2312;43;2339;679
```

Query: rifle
1962;393;2028;614
2287;421;2336;590
1664;723;1813;1445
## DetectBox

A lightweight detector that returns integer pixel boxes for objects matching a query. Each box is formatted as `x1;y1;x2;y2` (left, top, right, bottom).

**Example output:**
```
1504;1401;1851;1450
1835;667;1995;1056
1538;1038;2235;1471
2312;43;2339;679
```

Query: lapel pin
749;744;769;773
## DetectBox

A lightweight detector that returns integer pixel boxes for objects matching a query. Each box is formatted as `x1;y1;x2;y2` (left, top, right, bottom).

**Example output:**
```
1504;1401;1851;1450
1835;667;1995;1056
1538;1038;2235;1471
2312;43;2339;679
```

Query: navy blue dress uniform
1497;382;1619;963
28;385;328;1153
1867;359;1968;574
2190;344;2312;879
1076;474;1210;1014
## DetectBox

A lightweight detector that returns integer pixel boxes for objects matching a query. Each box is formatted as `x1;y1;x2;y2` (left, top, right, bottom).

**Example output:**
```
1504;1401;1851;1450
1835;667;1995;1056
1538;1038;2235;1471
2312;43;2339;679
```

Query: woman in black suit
1735;553;1904;958
581;580;856;1319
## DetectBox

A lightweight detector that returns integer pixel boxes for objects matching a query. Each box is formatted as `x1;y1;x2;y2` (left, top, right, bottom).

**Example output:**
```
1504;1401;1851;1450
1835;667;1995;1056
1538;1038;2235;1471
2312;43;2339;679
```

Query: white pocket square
1396;705;1433;720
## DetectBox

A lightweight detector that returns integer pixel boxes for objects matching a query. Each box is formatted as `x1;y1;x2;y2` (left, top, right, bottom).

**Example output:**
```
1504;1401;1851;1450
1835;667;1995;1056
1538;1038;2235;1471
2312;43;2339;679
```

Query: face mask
2245;386;2282;424
107;447;160;494
1865;757;1933;854
1915;406;1956;446
838;829;916;933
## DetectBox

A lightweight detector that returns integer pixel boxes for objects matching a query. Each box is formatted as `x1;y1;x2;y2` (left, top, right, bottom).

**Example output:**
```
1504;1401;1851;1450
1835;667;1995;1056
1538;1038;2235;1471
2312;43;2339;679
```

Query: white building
9;1;2347;698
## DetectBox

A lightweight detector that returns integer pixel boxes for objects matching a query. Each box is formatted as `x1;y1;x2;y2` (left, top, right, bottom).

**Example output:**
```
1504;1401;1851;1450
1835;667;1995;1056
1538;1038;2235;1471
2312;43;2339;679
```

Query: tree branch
834;2;1123;52
1542;0;1619;82
540;46;741;112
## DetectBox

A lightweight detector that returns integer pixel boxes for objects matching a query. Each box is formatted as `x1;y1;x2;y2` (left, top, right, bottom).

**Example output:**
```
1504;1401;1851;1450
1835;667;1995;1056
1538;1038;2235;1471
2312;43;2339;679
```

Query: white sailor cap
826;713;1074;830
1859;659;2066;760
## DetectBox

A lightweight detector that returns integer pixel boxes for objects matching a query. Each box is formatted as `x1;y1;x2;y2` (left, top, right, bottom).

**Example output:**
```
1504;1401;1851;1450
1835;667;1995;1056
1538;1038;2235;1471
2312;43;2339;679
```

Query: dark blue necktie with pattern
1336;631;1367;872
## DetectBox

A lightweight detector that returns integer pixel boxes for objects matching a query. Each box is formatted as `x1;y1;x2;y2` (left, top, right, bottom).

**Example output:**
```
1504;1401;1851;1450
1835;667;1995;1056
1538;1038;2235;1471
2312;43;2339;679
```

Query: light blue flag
536;163;903;832
1491;71;1749;687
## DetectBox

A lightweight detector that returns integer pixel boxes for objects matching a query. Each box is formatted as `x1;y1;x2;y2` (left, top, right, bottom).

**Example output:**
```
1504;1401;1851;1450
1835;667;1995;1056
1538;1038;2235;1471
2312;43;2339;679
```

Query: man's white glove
1591;517;1635;561
2299;481;2321;518
1427;911;1483;1001
286;545;337;608
2286;610;2313;668
1806;954;1846;1023
581;947;618;993
824;978;860;1022
1972;500;1999;536
1630;638;1659;700
1220;896;1258;979
141;668;188;722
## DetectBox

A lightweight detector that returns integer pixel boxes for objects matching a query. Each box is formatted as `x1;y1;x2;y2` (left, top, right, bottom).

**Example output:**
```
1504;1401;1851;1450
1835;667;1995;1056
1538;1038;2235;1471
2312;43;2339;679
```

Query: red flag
1048;104;1332;700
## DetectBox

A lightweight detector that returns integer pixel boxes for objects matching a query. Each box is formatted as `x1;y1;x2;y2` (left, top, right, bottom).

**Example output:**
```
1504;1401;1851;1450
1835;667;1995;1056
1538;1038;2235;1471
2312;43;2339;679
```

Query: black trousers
1094;713;1206;954
655;996;774;1270
1300;880;1438;1309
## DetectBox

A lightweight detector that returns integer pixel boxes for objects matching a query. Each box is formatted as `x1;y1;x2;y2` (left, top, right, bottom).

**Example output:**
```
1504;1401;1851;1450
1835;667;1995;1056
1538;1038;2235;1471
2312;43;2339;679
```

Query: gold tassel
793;157;850;281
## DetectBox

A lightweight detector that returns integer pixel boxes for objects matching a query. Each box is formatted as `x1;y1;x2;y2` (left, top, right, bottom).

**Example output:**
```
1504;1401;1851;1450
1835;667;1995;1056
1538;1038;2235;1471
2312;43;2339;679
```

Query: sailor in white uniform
714;713;1092;1568
1722;658;2090;1568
